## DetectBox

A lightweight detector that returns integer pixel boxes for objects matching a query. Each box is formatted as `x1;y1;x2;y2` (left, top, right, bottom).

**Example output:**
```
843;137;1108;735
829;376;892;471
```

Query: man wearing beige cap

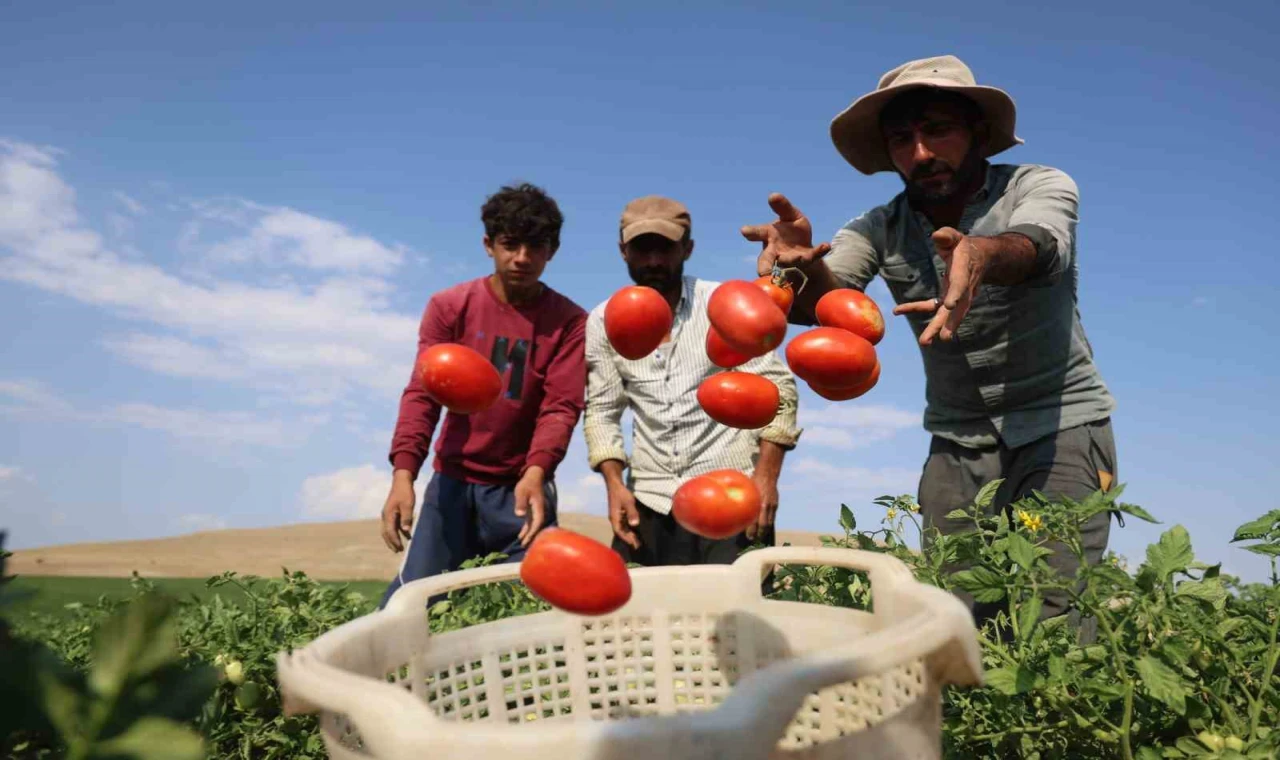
584;196;802;566
743;55;1118;637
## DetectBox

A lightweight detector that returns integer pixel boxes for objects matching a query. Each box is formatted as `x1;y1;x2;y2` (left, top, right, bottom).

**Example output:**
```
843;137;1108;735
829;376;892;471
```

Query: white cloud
176;513;228;532
106;211;134;237
113;191;146;216
0;465;31;483
0;140;423;405
796;402;919;449
788;458;919;493
299;463;429;520
0;378;303;448
557;473;606;514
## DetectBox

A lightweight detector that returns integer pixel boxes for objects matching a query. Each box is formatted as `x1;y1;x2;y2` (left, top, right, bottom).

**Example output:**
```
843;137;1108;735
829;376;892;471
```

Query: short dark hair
480;182;563;250
879;88;983;131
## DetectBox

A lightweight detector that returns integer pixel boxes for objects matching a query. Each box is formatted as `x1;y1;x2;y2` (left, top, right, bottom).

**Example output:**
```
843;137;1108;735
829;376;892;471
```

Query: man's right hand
608;483;642;550
380;470;417;553
741;193;833;276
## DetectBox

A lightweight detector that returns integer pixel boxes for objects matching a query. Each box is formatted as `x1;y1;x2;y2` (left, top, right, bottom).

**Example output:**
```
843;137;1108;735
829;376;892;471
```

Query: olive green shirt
822;162;1116;449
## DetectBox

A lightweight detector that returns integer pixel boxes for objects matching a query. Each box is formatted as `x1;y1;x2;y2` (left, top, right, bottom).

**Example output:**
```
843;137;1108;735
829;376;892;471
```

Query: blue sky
2;1;1277;581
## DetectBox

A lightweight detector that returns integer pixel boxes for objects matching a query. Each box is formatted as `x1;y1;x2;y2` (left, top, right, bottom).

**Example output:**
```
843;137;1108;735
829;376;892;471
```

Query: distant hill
7;513;830;580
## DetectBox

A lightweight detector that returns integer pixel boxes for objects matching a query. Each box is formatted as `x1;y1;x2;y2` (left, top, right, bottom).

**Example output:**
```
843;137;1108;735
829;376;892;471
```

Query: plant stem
1092;606;1135;760
1248;600;1280;739
969;719;1071;742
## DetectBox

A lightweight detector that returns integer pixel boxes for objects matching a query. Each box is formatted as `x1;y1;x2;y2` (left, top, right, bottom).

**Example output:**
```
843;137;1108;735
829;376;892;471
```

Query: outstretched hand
892;227;990;345
741;193;832;276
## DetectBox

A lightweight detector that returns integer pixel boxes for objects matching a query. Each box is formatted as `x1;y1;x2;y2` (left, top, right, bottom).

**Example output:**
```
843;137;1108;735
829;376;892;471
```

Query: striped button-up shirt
822;162;1116;449
583;276;802;514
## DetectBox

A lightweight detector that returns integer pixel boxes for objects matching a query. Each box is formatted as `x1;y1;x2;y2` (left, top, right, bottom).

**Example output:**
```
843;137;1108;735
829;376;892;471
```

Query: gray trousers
918;417;1118;641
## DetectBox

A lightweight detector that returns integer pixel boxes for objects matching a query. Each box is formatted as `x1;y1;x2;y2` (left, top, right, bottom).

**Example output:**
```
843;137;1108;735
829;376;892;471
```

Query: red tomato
815;289;885;345
785;327;878;389
707;280;787;358
604;285;673;360
809;360;881;401
417;343;502;414
696;372;780;429
520;528;632;616
754;274;794;316
705;326;754;368
672;469;762;539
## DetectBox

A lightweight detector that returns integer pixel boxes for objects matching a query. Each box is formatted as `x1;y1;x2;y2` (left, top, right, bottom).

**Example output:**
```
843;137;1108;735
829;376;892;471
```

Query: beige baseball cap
619;196;691;244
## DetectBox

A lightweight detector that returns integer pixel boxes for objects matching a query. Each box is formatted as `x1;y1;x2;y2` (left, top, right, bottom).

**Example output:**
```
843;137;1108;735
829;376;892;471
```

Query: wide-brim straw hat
830;54;1024;175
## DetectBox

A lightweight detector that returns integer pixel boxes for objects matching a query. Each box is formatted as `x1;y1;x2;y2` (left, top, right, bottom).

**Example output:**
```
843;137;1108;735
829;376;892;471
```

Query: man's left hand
893;227;990;345
747;471;779;542
514;466;548;547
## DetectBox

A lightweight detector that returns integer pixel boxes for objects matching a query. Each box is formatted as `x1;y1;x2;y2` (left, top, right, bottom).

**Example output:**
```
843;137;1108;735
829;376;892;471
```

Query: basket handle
732;545;916;595
382;561;525;615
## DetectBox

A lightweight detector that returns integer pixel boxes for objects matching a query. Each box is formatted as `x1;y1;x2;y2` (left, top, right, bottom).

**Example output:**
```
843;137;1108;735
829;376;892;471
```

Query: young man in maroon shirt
377;183;588;608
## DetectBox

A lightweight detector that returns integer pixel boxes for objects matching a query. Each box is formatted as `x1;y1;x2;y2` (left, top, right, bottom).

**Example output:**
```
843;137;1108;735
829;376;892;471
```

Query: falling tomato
418;343;503;414
809;360;881;401
604;285;673;360
754;274;795;316
707;280;787;358
785;327;878;389
705;326;755;369
815;289;885;345
697;372;780;429
520;528;632;616
672;469;762;539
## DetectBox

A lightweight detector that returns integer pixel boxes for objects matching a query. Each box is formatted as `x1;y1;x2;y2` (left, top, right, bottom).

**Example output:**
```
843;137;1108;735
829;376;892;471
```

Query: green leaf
1017;594;1042;641
1115;501;1159;524
974;479;1003;510
1176;579;1228;611
949;566;1007;603
839;504;856;532
1135;654;1189;716
1243;544;1280;557
944;508;969;521
1048;655;1066;683
984;665;1036;695
1218;617;1247;638
1231;510;1280;542
89;594;181;697
1146;525;1194;581
1136;747;1164;760
1005;532;1038;571
38;668;84;740
96;717;206;760
1158;637;1193;667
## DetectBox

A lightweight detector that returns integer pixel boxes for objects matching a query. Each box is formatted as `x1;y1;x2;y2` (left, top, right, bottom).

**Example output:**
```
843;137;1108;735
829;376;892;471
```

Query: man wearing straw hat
743;55;1118;636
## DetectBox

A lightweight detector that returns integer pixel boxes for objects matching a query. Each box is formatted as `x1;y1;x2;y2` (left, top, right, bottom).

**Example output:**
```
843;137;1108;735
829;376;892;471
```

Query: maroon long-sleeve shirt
389;276;587;486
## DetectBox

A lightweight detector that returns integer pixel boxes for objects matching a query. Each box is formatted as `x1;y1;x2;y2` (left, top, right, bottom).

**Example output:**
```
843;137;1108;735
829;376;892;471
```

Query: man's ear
483;235;495;258
972;119;992;153
683;239;695;261
618;241;628;261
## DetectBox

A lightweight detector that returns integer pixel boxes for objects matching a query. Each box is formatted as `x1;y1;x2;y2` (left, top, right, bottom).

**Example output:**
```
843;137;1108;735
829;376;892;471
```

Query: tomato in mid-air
809;360;881;401
696;372;780;429
418;343;503;414
707;280;787;358
705;326;754;368
815;289;885;345
520;528;632;616
604;285;673;360
671;469;762;539
785;327;878;389
754;274;795;316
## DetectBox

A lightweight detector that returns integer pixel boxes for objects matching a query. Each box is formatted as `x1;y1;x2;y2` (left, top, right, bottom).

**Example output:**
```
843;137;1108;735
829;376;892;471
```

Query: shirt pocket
879;259;935;303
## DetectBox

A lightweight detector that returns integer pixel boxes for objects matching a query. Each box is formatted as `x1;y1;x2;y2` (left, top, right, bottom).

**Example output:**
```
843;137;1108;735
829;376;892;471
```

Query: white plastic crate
275;546;983;760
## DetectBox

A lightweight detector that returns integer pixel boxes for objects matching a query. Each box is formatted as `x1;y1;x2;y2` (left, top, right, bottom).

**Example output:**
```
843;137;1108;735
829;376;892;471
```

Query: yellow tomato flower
1017;509;1044;533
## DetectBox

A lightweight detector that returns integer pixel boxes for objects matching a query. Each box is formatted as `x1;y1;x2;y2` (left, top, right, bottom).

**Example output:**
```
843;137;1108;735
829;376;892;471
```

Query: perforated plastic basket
275;546;983;760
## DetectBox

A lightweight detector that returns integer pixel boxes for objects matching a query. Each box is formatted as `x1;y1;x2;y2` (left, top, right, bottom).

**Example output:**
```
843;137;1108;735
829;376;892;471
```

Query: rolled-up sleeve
743;350;802;449
824;209;885;294
583;310;629;470
1005;165;1079;288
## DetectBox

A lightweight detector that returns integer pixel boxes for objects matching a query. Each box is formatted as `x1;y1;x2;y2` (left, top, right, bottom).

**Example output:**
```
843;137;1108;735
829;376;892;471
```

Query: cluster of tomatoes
411;272;884;618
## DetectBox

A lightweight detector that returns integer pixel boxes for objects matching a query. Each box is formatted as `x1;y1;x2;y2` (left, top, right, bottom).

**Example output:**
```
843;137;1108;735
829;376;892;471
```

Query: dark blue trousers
378;472;558;609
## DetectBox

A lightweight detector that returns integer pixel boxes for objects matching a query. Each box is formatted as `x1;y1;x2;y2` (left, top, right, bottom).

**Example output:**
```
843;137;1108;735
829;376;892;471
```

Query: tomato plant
519;528;632;616
705;326;754;368
696;372;780;429
815;288;885;345
604;285;673;360
707;280;787;358
785;326;878;389
754;274;794;316
671;469;762;539
810;360;880;401
418;343;503;414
